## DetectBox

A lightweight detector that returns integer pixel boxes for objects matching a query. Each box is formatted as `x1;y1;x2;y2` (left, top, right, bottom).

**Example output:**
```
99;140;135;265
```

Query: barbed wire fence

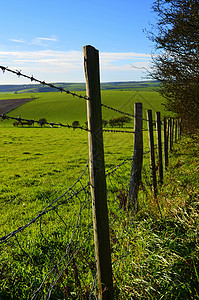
0;45;182;299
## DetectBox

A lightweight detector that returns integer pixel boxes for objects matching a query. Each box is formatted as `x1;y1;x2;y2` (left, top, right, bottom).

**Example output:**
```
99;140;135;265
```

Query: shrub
38;118;47;127
72;121;80;130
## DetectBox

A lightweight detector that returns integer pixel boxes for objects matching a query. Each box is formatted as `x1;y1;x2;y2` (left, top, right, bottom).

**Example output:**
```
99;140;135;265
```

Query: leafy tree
109;116;132;128
119;116;132;127
38;118;47;127
148;0;199;130
72;120;80;130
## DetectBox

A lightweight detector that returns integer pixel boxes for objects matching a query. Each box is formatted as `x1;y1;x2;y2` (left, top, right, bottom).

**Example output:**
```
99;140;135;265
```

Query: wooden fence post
175;119;178;143
147;110;157;198
156;112;163;184
129;103;143;212
169;118;172;151
163;117;169;170
171;118;175;148
178;119;180;139
83;45;113;300
179;118;182;139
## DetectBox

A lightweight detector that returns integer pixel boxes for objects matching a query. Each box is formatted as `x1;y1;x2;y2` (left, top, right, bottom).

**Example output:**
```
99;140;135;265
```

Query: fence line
1;113;150;134
0;46;183;299
0;113;89;131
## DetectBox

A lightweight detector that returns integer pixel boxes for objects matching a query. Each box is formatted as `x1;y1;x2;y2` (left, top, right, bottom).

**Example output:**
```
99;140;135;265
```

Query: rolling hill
0;80;160;94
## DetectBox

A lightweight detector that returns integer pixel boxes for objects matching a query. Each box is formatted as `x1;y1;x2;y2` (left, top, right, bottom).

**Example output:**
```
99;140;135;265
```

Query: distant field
0;80;160;93
0;90;169;129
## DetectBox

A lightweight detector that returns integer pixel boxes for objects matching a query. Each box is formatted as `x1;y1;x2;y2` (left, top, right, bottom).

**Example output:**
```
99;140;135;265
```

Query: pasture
1;89;198;299
0;89;165;233
0;89;168;128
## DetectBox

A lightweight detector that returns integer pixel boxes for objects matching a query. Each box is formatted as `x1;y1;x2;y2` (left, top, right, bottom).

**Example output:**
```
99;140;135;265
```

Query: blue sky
0;0;156;84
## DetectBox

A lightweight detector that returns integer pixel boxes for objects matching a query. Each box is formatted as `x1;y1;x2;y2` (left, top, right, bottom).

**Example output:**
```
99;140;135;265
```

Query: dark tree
109;116;132;128
38;118;47;127
149;0;199;131
72;120;80;130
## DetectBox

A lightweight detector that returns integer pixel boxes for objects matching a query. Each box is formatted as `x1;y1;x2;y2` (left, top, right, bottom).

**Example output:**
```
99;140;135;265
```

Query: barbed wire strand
0;65;159;125
0;66;89;101
0;114;89;132
0;65;141;121
0;114;149;134
103;128;135;134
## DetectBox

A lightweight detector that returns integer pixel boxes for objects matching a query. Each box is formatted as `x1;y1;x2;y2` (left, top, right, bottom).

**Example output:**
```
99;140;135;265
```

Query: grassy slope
0;130;198;299
0;90;169;129
0;90;198;299
118;133;199;299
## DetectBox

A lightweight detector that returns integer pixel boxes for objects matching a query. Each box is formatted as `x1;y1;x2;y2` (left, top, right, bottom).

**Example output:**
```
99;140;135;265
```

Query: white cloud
31;37;58;46
0;49;150;67
36;37;57;42
0;50;82;62
100;52;151;60
9;39;26;43
0;49;152;83
100;52;150;65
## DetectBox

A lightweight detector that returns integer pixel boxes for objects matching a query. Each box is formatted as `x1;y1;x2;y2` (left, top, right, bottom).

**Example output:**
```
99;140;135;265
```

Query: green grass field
0;90;198;299
0;90;170;128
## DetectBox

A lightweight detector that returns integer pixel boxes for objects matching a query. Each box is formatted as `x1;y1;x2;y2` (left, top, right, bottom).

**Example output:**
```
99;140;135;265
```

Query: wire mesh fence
0;59;182;299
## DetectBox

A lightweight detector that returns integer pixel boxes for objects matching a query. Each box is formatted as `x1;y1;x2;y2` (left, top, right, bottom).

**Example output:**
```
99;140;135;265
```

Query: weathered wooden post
175;119;177;141
163;117;169;170
169;118;172;151
147;110;157;198
83;45;113;300
129;103;143;212
179;118;182;139
156;112;163;184
178;118;180;140
171;118;175;149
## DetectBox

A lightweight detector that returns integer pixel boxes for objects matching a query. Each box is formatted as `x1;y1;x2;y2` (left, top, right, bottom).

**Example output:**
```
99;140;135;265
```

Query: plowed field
0;98;34;114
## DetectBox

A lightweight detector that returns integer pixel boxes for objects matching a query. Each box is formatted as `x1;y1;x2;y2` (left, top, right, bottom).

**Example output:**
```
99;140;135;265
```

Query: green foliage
109;116;132;127
149;0;199;130
38;118;47;127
